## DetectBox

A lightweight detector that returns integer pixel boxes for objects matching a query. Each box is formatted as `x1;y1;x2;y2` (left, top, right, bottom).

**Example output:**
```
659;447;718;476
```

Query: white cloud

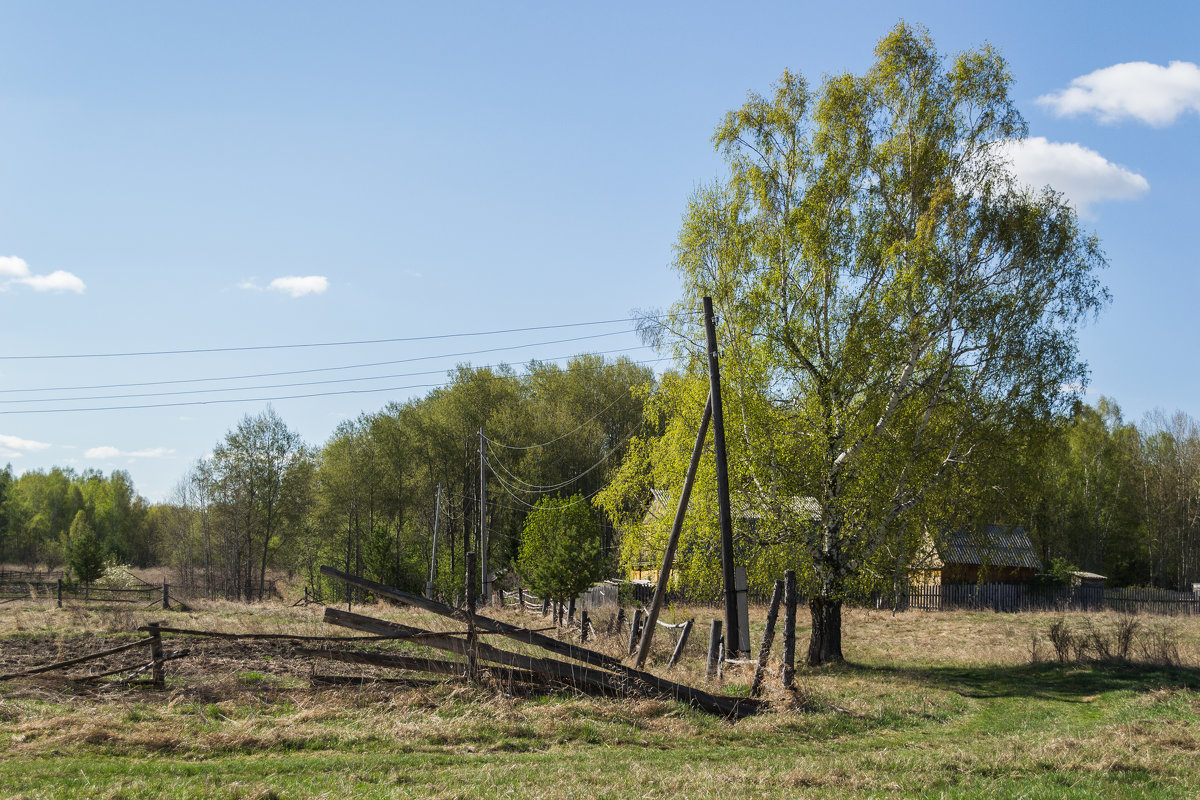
0;255;85;293
84;445;175;460
1037;61;1200;126
16;270;87;293
0;433;52;453
0;433;52;459
996;137;1149;217
0;256;30;278
267;275;329;297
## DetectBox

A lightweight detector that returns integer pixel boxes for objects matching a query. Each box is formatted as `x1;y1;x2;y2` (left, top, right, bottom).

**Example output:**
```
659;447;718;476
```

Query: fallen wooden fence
0;626;186;688
318;565;761;718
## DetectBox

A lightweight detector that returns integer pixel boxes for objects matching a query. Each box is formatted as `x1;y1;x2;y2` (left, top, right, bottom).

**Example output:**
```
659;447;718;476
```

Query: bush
1039;615;1180;667
517;495;604;605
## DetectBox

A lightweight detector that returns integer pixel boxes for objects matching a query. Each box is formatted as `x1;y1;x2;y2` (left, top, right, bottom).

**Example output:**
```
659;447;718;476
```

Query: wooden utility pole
427;484;442;599
703;296;741;656
634;394;712;668
782;569;797;689
465;551;478;681
479;428;491;602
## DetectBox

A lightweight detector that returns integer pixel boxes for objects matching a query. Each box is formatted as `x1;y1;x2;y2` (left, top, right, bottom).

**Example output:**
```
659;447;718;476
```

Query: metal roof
937;525;1042;570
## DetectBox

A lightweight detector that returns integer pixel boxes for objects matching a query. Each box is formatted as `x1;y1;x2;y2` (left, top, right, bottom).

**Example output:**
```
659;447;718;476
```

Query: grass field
2;599;1200;799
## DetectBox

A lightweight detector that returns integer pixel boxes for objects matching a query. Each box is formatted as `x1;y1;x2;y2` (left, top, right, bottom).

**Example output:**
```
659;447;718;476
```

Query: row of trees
151;355;652;601
0;466;155;570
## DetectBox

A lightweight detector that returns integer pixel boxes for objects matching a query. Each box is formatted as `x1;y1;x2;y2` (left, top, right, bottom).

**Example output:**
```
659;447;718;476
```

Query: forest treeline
2;356;1198;595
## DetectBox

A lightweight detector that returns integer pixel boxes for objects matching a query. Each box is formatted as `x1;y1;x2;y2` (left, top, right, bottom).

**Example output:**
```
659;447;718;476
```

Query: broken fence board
0;637;156;681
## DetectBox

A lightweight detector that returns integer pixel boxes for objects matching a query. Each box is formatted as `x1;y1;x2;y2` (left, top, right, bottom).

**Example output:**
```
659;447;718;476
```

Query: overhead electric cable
0;358;672;415
483;427;638;493
0;313;694;361
0;331;644;393
0;346;658;404
488;477;606;511
483;392;635;451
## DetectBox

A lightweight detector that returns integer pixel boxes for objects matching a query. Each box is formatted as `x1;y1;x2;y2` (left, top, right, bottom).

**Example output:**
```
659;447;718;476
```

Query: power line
0;313;692;361
0;331;645;394
483;391;634;451
0;346;657;404
484;423;642;494
488;476;606;511
0;358;672;415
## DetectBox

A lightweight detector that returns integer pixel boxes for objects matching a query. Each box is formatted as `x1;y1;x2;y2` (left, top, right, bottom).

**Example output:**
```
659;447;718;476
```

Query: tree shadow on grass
836;660;1200;703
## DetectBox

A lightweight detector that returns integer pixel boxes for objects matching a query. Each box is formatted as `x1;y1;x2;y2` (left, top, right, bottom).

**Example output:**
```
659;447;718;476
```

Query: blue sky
0;1;1197;500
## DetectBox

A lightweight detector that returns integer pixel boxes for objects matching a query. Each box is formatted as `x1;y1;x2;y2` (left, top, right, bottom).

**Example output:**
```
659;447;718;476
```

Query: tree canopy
611;23;1108;664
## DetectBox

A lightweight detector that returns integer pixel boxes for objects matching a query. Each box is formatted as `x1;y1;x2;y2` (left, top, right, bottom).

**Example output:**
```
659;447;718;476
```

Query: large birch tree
640;24;1108;664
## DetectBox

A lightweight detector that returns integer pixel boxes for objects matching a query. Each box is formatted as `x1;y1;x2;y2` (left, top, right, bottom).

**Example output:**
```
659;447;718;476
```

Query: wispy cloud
269;275;329;297
0;256;86;294
997;137;1149;217
1038;61;1200;126
84;446;175;460
0;433;52;459
239;275;329;297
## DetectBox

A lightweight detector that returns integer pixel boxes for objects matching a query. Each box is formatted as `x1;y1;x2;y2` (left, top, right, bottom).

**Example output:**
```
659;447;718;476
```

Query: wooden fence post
706;620;723;680
567;598;576;625
465;552;477;682
541;598;550;616
612;606;625;635
627;608;644;657
162;581;170;611
750;580;784;697
148;622;165;689
667;618;694;670
57;578;62;609
580;609;590;642
518;587;525;613
782;570;797;689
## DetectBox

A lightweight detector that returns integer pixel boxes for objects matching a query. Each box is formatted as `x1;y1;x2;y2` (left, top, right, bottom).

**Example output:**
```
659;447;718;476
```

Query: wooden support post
148;621;165;689
465;552;477;682
667;618;694;670
518;587;525;613
541;598;550;616
162;581;170;611
706;619;723;680
57;578;62;609
497;588;504;609
703;296;740;656
635;394;712;669
427;484;442;599
567;597;576;625
782;570;797;689
613;606;625;635
627;608;644;657
750;580;784;697
580;609;590;642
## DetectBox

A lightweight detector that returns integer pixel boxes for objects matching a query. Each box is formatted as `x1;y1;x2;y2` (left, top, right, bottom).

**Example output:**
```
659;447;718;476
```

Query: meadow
2;598;1199;799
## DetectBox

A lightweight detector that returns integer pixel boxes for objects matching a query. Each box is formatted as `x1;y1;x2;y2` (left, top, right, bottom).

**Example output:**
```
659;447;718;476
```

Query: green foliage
518;495;604;604
604;24;1108;662
67;510;107;585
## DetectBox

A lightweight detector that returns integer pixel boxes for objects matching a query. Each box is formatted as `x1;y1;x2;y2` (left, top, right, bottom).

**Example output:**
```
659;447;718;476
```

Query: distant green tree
517;495;604;606
67;510;106;587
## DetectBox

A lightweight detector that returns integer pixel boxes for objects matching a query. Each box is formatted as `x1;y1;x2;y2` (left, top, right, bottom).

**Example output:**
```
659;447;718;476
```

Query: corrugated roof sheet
937;524;1042;570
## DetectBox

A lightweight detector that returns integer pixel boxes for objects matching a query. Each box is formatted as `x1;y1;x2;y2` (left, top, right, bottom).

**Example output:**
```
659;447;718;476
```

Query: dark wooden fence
879;583;1200;615
0;579;167;607
629;579;1200;617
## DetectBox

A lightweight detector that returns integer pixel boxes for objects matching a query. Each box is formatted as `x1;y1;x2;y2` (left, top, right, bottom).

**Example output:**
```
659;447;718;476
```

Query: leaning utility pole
479;428;491;602
703;296;741;657
426;484;442;599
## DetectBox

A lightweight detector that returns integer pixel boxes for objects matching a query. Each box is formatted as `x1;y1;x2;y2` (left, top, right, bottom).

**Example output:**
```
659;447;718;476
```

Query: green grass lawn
3;604;1200;798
